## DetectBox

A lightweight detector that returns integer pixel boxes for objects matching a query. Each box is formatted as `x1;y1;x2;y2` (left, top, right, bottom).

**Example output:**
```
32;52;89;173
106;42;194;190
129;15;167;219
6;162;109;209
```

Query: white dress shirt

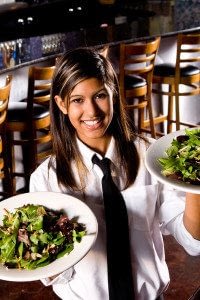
29;137;200;300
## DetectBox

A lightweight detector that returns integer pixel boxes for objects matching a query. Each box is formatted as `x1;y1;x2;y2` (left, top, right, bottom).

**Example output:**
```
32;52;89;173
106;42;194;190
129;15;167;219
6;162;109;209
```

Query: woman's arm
183;193;200;240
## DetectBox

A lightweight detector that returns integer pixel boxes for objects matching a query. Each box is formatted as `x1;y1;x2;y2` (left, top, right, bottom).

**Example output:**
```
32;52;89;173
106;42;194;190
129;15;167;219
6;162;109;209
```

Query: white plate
145;128;200;194
0;192;98;282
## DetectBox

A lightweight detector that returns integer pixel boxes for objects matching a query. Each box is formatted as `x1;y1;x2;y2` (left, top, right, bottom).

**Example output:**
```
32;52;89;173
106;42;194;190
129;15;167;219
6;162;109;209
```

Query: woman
30;47;200;300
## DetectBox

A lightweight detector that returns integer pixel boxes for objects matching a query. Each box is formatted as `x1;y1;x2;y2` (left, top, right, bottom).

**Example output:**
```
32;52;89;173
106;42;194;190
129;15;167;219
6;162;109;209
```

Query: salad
0;204;86;270
158;128;200;185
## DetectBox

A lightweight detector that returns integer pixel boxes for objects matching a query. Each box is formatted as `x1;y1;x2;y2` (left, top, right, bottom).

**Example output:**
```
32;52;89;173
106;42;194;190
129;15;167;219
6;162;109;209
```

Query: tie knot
92;154;111;176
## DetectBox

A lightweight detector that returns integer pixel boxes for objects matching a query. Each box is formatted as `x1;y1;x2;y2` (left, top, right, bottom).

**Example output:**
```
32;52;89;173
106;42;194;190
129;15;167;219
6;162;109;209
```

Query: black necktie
92;154;134;300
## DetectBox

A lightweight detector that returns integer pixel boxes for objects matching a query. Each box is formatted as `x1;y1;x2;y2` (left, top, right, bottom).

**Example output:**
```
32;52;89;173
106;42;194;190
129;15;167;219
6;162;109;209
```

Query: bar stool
6;64;55;193
119;37;161;138
153;31;200;134
0;74;13;199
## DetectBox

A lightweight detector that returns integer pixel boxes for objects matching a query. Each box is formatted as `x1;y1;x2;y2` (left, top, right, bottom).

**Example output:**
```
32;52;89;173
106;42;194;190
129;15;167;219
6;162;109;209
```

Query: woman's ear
54;95;68;114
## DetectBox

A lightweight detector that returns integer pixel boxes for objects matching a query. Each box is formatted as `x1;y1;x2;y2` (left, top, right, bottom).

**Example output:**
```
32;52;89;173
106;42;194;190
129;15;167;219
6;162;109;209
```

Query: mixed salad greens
0;204;86;270
158;128;200;185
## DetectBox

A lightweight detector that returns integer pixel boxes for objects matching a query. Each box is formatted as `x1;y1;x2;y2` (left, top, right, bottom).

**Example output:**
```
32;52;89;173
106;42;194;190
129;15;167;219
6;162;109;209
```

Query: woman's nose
85;99;99;115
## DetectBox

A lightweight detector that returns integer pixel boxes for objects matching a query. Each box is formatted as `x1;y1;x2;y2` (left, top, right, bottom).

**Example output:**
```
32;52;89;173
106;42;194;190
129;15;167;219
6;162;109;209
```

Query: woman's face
55;77;114;152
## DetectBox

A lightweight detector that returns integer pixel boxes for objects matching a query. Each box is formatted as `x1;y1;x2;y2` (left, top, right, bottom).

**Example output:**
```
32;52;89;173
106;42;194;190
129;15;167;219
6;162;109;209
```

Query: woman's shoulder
31;156;55;178
29;156;58;192
134;135;155;152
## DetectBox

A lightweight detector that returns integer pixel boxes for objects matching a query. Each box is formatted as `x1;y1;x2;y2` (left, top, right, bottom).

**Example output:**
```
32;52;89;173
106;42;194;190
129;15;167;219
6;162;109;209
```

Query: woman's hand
183;193;200;240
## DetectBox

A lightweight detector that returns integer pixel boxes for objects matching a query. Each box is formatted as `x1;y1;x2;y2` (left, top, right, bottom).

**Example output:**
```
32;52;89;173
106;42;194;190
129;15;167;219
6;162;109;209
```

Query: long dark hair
49;47;140;191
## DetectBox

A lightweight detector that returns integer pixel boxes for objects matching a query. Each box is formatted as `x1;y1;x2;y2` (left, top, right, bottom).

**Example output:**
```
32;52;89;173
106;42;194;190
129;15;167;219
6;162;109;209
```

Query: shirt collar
76;136;118;171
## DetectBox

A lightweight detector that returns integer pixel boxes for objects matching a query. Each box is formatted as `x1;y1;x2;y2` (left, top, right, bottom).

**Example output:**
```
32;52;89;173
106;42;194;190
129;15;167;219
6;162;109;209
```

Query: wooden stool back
6;65;55;193
153;31;200;135
119;37;161;138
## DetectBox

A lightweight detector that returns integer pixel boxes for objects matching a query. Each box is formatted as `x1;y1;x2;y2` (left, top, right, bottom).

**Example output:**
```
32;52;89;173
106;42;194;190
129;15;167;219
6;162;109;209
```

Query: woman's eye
96;92;108;100
71;98;83;103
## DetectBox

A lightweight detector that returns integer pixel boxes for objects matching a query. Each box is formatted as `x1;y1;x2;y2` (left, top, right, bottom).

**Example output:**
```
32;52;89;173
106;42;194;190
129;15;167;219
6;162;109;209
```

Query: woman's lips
82;118;103;130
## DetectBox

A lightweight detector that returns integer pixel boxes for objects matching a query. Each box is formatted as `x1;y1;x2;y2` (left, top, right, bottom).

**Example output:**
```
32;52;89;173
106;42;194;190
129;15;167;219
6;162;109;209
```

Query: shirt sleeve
29;171;48;192
41;268;74;286
158;184;200;256
29;158;51;192
29;157;62;193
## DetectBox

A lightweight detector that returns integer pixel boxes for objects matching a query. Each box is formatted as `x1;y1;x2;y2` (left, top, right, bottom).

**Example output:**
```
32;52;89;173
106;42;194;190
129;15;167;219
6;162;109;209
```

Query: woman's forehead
70;78;105;93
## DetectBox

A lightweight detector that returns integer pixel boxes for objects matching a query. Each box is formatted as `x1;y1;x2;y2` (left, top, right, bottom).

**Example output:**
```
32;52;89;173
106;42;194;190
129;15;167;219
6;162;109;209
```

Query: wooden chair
6;64;55;193
0;74;13;199
153;31;200;135
119;37;161;138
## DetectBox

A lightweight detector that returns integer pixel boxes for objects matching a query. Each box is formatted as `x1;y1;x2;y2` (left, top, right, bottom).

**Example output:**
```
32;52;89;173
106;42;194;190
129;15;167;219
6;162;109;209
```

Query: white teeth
84;120;99;126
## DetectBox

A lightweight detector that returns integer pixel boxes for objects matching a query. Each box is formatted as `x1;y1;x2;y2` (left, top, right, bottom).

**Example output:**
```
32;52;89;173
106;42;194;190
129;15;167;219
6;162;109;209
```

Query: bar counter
0;0;199;75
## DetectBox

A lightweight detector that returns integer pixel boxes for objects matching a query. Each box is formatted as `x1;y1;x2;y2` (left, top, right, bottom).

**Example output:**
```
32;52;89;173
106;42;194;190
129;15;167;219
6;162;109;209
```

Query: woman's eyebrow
70;94;82;98
95;87;108;94
70;87;107;99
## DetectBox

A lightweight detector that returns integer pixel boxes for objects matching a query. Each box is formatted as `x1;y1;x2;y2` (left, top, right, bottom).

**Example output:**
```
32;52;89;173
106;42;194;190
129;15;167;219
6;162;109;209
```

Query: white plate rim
145;128;200;194
0;191;98;282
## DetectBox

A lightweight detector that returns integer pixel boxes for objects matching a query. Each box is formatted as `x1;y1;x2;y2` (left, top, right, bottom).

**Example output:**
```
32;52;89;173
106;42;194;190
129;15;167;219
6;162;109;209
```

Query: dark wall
0;0;91;41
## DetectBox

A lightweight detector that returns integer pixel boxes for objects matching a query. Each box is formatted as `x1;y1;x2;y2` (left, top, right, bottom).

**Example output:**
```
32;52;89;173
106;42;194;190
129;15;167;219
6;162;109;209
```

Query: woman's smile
82;117;103;130
67;77;114;150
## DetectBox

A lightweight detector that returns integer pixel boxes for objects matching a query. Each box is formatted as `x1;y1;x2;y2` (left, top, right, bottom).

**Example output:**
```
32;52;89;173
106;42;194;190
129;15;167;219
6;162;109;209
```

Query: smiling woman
55;78;114;155
28;47;200;300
